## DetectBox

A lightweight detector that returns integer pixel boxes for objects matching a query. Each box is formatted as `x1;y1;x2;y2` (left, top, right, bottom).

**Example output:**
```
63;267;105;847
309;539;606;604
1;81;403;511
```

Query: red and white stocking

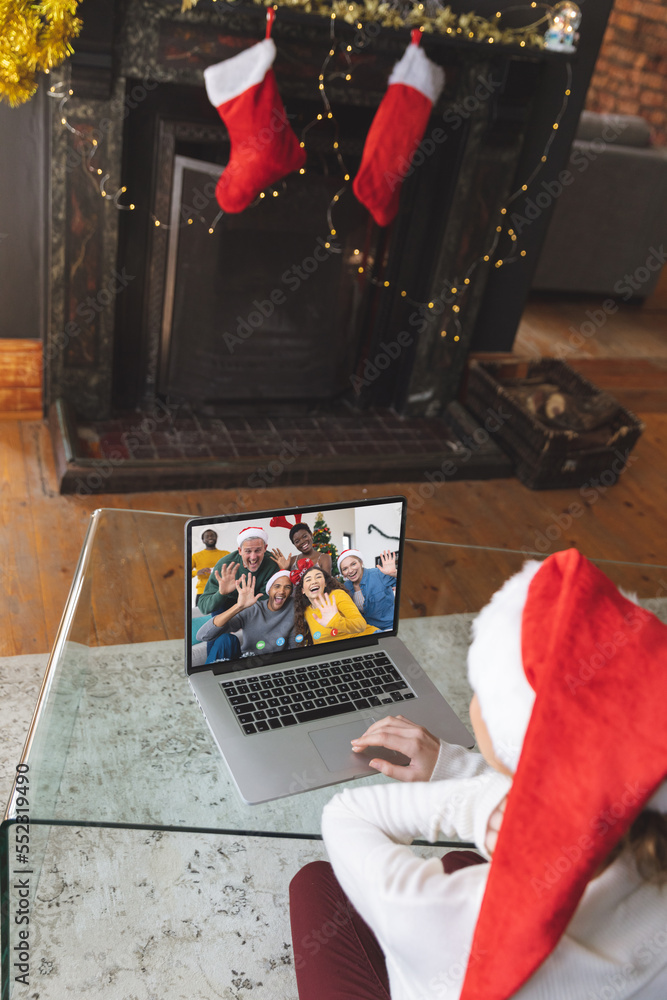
204;15;306;213
353;34;445;227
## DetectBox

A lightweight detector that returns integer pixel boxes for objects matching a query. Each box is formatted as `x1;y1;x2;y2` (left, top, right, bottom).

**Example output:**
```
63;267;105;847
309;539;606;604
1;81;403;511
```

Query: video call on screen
190;501;402;667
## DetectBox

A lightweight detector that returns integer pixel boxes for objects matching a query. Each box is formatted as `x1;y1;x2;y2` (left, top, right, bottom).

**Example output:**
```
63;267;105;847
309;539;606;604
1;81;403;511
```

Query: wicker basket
465;359;644;490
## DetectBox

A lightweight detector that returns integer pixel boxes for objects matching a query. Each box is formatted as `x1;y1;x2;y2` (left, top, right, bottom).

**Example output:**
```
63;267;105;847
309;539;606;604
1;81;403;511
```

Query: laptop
185;496;474;804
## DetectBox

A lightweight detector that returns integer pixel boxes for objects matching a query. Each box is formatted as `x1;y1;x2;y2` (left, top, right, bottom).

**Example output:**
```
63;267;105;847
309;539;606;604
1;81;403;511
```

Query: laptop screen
186;497;405;673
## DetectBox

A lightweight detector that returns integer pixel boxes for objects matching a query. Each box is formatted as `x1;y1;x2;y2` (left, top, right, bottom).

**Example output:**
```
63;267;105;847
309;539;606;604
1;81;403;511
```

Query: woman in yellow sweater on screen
294;567;378;645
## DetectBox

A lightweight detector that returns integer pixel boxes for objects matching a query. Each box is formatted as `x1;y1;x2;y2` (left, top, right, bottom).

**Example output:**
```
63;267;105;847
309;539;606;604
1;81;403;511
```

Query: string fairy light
47;82;135;211
180;0;553;49
393;57;574;343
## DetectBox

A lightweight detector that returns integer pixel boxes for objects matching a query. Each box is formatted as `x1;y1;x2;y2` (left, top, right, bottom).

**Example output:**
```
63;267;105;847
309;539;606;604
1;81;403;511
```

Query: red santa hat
264;569;292;595
337;548;363;573
236;525;268;550
461;548;667;1000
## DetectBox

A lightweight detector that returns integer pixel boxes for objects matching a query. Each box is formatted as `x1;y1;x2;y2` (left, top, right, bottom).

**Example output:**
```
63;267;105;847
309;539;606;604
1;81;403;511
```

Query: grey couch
531;111;667;298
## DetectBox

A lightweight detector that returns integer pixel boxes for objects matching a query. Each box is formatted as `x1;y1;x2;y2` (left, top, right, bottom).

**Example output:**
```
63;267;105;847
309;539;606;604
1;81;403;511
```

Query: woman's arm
321;774;511;989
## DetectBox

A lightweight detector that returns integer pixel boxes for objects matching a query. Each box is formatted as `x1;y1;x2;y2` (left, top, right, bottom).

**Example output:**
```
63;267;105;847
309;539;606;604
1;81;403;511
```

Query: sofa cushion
576;110;652;148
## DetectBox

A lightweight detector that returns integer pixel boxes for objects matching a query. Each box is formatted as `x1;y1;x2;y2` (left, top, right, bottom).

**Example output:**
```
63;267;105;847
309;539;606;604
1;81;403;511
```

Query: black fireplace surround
43;0;613;427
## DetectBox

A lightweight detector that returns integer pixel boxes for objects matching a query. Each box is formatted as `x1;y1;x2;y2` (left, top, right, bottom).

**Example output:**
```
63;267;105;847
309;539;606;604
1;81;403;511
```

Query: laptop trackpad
309;718;411;774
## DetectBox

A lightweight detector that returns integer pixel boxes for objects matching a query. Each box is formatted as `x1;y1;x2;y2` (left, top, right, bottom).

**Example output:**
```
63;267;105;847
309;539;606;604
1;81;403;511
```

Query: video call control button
276;637;285;646
256;641;266;650
295;634;304;643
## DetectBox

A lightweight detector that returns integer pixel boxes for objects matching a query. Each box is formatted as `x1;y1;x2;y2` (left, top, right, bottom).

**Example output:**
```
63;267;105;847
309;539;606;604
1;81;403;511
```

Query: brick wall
586;0;667;146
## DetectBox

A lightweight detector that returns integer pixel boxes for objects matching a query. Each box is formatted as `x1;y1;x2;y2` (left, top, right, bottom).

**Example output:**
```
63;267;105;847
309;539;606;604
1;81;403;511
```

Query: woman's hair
601;809;667;884
290;522;312;543
293;567;346;646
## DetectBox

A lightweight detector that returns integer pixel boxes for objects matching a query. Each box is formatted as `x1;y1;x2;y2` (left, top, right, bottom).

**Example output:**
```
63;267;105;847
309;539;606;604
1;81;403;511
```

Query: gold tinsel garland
0;0;82;106
180;0;547;49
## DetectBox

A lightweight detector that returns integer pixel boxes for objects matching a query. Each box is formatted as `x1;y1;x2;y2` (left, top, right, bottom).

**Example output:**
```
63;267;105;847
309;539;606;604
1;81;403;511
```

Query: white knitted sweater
321;743;667;1000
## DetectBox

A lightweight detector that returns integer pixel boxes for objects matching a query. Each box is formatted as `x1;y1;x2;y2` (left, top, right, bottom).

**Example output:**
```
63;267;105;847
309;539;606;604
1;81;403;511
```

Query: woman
271;522;332;586
293;567;378;645
196;570;296;662
289;550;667;1000
338;548;397;631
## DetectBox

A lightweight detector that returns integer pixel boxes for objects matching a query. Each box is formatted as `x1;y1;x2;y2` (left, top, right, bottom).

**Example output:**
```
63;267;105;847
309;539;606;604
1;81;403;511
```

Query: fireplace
46;0;558;426
41;0;617;491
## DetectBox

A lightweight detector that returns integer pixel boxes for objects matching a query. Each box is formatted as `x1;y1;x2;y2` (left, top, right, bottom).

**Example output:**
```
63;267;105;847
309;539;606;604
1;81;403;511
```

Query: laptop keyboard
220;651;415;736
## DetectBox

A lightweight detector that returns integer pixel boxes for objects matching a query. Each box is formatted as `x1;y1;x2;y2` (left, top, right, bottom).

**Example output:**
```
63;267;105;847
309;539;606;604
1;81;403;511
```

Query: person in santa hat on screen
198;525;278;617
289;548;667;1000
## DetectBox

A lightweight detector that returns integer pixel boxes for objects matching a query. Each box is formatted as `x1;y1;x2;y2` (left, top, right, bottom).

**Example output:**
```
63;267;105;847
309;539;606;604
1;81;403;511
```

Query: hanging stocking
203;10;306;213
353;32;445;227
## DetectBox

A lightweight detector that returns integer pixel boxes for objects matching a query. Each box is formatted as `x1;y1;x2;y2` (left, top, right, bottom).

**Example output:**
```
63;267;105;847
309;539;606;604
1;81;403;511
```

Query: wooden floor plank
88;511;171;646
0;423;49;655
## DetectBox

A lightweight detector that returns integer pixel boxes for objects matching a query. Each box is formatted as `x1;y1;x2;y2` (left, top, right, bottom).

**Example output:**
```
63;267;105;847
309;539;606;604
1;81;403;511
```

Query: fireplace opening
160;140;380;411
113;68;473;417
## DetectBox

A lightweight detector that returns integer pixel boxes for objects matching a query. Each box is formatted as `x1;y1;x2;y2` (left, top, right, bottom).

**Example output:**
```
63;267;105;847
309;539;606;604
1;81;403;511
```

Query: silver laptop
185;496;473;804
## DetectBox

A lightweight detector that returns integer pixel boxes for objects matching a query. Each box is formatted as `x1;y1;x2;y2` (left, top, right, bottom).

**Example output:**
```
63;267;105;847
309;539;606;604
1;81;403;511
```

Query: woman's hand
484;796;507;856
378;550;397;577
351;714;440;781
270;547;291;570
310;593;338;626
235;574;260;610
215;562;239;594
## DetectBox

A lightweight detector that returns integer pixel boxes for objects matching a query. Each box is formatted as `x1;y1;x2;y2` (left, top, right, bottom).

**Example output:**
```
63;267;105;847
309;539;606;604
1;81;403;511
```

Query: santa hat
337;548;363;573
264;570;292;595
461;549;667;1000
236;526;268;549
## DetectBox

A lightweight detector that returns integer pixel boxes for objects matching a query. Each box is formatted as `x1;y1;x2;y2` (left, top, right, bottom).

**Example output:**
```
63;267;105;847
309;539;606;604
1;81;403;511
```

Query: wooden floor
1;297;666;657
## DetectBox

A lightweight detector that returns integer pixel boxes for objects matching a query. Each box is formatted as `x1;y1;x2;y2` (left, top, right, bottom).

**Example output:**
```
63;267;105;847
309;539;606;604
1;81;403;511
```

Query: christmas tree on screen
313;511;338;572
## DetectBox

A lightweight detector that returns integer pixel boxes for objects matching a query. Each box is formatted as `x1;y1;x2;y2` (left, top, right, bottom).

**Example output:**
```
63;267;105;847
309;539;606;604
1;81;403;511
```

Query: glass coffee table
3;509;666;999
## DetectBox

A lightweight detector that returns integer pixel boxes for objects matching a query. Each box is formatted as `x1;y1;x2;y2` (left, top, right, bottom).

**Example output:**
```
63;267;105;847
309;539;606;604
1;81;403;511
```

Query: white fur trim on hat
388;44;445;106
204;38;276;109
337;548;363;572
467;560;543;772
237;525;269;549
265;570;292;594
